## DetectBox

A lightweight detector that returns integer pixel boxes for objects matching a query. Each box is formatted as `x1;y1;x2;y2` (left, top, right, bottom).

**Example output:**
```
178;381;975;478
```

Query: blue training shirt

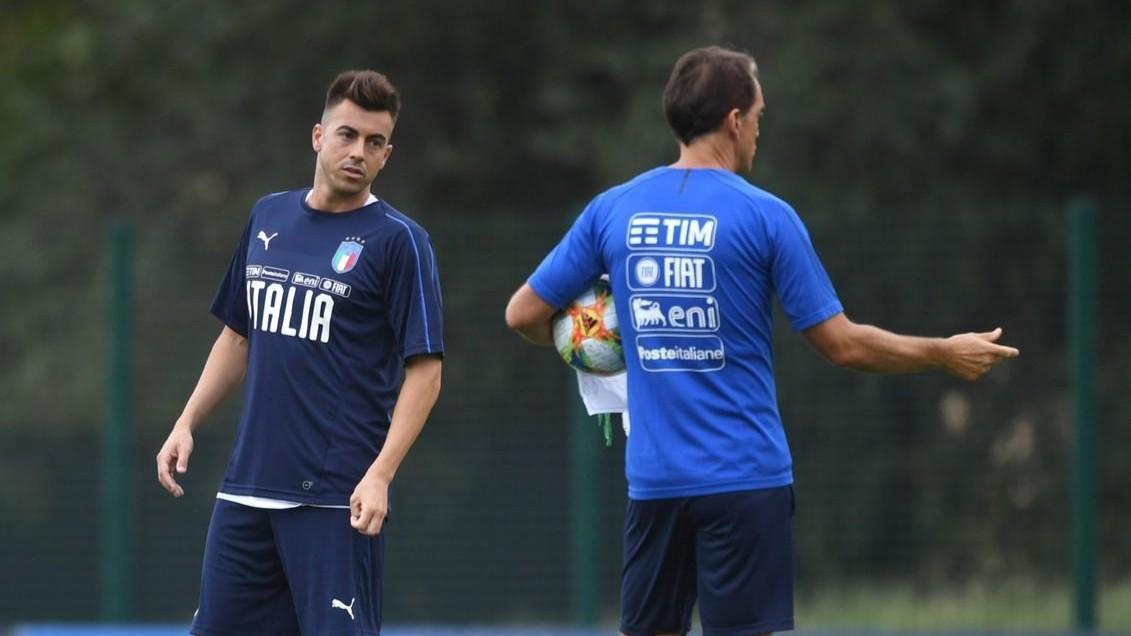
211;189;444;505
529;167;842;500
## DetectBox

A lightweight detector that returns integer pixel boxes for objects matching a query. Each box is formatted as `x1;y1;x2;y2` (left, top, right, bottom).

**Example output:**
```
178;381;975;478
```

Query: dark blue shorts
620;486;795;636
190;500;383;636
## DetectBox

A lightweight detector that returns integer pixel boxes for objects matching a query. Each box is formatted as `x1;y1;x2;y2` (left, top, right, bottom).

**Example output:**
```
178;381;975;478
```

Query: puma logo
257;230;278;250
331;597;355;620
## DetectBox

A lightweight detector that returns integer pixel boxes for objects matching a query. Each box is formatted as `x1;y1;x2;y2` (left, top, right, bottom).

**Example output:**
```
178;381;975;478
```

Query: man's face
737;78;765;172
312;99;395;195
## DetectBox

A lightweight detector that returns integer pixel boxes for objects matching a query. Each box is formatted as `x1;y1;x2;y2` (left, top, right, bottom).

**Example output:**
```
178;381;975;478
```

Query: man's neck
307;183;373;213
669;135;738;172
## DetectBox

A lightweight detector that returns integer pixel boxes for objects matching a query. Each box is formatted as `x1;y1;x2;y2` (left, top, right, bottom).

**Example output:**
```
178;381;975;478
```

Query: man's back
508;47;1017;635
530;166;842;499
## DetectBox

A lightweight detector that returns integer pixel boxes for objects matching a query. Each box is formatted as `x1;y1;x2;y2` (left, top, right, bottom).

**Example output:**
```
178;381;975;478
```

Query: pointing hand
941;327;1020;381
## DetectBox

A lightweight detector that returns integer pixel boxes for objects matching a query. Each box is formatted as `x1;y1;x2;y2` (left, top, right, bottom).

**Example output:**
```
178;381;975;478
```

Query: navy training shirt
529;168;842;500
211;189;444;505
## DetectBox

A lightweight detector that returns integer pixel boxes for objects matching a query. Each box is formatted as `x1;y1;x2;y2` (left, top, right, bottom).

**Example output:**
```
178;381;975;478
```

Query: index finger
992;344;1020;358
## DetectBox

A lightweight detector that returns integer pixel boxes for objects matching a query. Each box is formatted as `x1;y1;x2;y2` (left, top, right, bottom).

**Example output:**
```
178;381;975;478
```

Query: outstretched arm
505;283;557;346
156;326;249;497
350;354;442;536
803;313;1019;380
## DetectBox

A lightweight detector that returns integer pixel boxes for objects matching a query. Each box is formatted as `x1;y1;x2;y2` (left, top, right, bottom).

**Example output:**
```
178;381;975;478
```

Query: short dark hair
662;46;759;145
324;70;401;120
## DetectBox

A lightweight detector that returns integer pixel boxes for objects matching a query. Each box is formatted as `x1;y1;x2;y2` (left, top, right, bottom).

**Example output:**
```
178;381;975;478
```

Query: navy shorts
190;500;383;636
620;486;795;636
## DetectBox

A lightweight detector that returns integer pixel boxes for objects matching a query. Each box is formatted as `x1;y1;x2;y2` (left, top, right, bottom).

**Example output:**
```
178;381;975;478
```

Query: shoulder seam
381;204;431;233
385;214;436;353
702;171;767;202
600;168;671;209
702;172;788;224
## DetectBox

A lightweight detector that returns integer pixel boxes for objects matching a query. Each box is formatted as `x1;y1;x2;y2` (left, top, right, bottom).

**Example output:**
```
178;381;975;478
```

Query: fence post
1068;197;1097;631
102;221;134;621
570;389;601;625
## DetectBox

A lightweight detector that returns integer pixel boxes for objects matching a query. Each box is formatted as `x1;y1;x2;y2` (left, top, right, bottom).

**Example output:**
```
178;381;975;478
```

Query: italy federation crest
331;239;364;273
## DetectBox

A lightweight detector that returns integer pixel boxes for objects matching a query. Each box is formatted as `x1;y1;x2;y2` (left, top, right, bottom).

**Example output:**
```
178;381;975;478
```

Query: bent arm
349;354;441;534
176;326;249;430
803;313;1019;380
366;354;443;483
505;283;556;346
157;325;247;496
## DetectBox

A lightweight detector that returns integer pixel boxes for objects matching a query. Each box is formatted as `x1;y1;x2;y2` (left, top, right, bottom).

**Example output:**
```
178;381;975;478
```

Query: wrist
366;463;395;484
174;414;199;433
929;337;951;370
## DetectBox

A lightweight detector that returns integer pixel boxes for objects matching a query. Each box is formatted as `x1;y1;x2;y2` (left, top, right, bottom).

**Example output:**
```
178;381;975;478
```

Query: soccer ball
552;279;625;376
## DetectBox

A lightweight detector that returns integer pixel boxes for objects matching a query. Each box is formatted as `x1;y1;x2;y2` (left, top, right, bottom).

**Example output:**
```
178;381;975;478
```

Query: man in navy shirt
157;70;443;635
506;47;1018;635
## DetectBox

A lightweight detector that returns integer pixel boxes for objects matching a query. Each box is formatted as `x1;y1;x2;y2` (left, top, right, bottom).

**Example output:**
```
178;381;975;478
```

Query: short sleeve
527;198;605;308
209;217;253;336
769;203;843;331
385;222;445;360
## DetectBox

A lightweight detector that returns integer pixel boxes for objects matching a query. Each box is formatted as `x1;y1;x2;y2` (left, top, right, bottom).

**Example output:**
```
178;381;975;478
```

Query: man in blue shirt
506;46;1018;635
156;70;443;635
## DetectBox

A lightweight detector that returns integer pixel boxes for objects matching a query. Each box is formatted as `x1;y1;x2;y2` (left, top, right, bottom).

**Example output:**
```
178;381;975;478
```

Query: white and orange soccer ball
552;279;626;376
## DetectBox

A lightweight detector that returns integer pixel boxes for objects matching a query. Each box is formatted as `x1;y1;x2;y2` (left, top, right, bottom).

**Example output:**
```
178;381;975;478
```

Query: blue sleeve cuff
790;300;844;332
403;344;445;361
210;308;248;338
527;275;569;310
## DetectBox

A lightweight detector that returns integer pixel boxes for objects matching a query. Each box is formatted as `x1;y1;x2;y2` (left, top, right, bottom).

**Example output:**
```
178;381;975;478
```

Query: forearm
513;322;554;347
806;313;1019;380
367;356;442;483
835;323;945;373
177;327;248;430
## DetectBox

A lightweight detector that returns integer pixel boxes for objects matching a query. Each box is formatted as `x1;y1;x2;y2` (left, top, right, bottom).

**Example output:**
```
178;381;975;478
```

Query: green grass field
796;580;1131;630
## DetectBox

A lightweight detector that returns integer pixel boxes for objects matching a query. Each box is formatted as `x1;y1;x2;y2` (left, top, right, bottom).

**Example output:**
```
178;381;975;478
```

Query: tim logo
627;213;716;251
630;295;720;333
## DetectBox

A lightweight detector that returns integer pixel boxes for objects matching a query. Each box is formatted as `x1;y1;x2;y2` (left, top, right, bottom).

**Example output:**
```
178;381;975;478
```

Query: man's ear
728;108;743;138
312;123;323;152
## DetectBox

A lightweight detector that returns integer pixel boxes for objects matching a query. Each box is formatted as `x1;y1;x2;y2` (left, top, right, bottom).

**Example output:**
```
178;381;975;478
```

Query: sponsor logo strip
636;335;726;372
260;266;290;282
627;253;716;292
319;277;352;298
627;213;717;251
629;294;720;333
292;272;321;288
